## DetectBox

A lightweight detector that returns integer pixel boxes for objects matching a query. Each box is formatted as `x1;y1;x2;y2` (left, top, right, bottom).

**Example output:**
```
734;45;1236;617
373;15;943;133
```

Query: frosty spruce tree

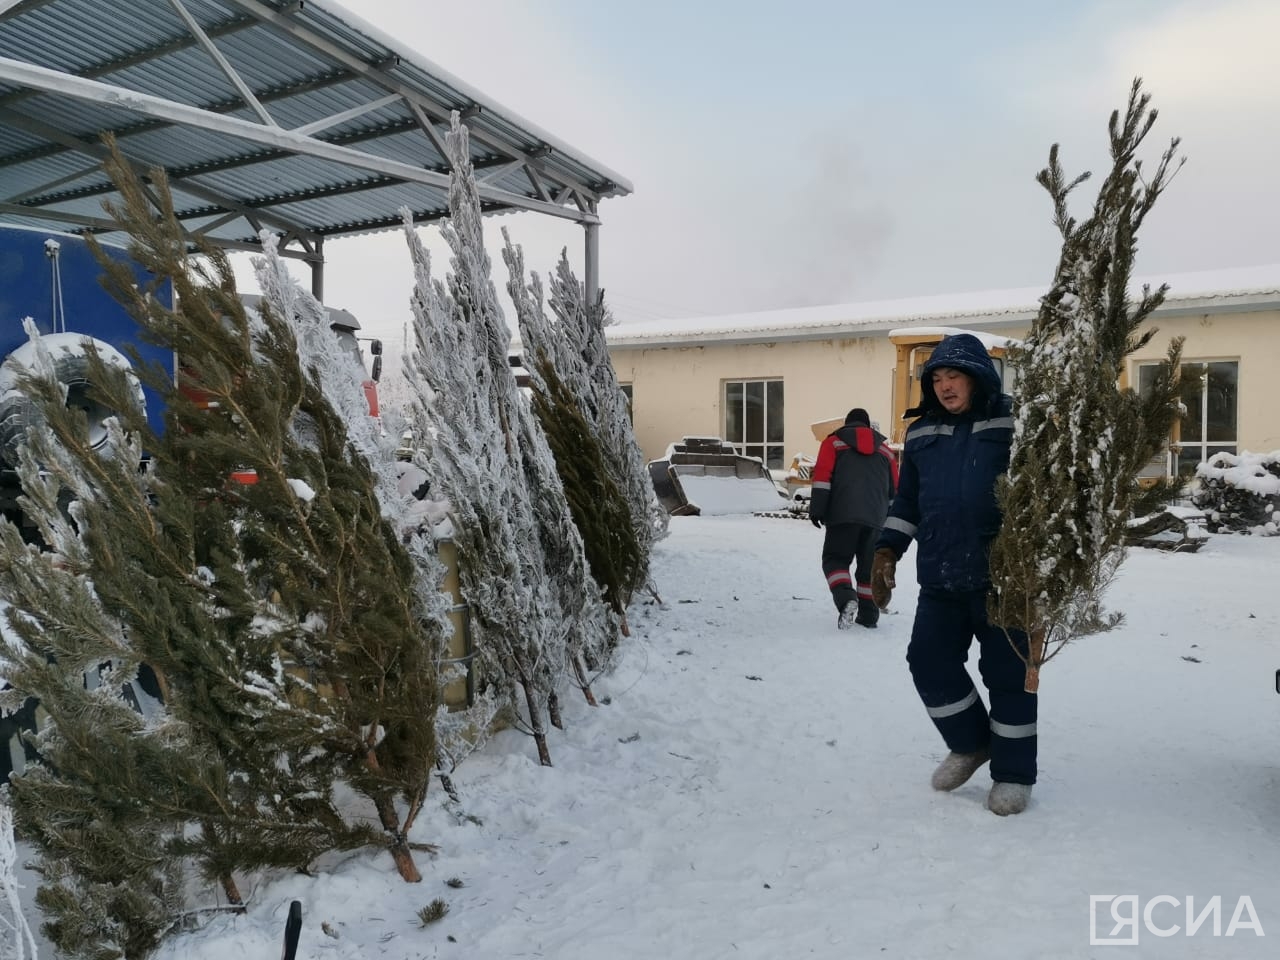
403;113;612;766
987;79;1185;692
503;249;627;702
0;141;450;957
503;236;666;645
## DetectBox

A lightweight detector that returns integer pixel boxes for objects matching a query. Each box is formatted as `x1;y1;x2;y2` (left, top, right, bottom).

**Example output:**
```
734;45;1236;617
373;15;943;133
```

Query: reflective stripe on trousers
906;586;1037;785
821;523;880;612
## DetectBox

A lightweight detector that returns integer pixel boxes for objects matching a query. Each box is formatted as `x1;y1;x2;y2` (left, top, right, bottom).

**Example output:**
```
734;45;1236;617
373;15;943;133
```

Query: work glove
871;547;897;610
810;515;823;528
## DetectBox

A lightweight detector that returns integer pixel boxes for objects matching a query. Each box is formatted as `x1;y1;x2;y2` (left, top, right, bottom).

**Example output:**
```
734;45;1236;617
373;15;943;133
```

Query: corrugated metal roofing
0;0;631;264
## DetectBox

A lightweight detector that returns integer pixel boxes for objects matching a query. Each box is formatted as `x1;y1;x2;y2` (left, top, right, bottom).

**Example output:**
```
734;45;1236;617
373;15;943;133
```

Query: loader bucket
647;436;788;516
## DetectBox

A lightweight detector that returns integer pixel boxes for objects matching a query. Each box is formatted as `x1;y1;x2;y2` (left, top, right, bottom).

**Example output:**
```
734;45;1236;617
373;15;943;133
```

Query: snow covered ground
15;513;1280;959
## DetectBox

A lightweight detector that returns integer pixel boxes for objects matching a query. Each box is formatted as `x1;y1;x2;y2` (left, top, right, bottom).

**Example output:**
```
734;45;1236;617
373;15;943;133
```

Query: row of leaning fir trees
0;117;666;959
0;77;1190;957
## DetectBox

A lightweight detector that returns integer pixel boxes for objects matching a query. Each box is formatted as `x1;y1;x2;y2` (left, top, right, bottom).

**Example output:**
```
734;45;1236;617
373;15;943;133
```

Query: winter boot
930;749;990;791
837;601;859;630
987;781;1032;816
853;599;879;628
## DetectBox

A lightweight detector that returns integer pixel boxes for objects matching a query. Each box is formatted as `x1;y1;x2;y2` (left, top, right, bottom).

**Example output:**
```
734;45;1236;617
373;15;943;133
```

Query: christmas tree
503;237;664;643
987;79;1185;691
0;139;449;956
403;115;610;765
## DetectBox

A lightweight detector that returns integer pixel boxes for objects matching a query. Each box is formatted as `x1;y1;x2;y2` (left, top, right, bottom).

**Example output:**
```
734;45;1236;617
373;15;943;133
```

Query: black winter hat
845;408;870;426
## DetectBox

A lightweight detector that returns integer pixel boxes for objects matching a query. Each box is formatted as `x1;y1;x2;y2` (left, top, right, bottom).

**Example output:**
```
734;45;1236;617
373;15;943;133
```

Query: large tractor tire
0;332;146;471
0;336;154;780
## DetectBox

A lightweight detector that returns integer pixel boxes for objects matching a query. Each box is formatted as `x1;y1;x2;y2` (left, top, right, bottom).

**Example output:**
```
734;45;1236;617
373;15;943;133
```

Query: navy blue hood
917;333;1002;415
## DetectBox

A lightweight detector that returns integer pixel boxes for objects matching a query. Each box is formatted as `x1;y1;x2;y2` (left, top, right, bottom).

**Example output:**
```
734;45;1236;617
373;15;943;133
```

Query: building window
724;378;784;469
1139;359;1238;475
619;383;633;423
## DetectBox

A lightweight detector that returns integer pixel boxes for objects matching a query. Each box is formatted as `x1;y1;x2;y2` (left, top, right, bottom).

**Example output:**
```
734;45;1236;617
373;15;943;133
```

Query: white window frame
723;378;784;469
1137;358;1238;476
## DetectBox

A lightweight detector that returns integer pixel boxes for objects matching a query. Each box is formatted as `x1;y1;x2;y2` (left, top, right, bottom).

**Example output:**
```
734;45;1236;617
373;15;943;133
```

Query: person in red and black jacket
809;408;898;629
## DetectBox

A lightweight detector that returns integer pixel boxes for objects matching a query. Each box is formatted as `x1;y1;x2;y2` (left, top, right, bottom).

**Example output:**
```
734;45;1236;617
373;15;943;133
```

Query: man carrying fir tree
871;334;1035;816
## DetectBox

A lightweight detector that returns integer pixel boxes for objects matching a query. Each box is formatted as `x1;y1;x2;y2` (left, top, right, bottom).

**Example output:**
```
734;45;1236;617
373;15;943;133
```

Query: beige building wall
608;303;1280;469
610;334;903;465
1126;307;1280;454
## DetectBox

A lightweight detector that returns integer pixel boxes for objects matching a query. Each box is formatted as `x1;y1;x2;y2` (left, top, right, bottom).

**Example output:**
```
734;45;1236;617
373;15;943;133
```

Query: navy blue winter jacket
876;333;1014;591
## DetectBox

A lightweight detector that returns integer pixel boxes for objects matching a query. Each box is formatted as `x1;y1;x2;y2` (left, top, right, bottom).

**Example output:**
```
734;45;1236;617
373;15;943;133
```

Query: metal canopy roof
0;0;632;280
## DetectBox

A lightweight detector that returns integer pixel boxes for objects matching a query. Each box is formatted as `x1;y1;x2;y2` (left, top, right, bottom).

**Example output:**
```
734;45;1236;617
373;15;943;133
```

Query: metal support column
311;236;325;301
583;219;599;309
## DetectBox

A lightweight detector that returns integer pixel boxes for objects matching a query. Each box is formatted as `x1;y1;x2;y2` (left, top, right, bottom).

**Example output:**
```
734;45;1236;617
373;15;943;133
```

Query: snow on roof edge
607;264;1280;345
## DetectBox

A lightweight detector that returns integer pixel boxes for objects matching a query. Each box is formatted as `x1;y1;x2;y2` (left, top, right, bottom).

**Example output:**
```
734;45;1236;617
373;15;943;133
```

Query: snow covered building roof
0;0;630;277
606;264;1280;348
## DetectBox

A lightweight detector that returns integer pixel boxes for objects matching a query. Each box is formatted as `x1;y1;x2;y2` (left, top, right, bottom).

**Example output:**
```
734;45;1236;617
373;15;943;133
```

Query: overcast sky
247;0;1280;347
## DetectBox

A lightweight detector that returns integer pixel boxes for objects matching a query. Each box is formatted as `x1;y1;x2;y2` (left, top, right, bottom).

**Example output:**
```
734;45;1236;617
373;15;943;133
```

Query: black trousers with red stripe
820;523;879;611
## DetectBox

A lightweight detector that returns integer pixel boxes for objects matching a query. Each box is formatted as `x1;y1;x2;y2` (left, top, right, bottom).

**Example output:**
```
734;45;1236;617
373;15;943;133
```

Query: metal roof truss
0;0;631;275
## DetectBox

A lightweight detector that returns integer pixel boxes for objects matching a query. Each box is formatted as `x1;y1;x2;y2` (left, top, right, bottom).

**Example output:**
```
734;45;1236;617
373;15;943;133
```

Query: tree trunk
386;836;422;883
365;751;422;882
1024;627;1047;693
201;819;246;912
573;655;598;706
548;689;564;731
519;676;552;766
219;874;245;911
532;731;551;767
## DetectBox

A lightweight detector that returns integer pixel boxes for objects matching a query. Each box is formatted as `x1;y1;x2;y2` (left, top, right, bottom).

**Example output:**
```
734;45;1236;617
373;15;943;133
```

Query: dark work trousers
821;523;879;611
906;586;1037;784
